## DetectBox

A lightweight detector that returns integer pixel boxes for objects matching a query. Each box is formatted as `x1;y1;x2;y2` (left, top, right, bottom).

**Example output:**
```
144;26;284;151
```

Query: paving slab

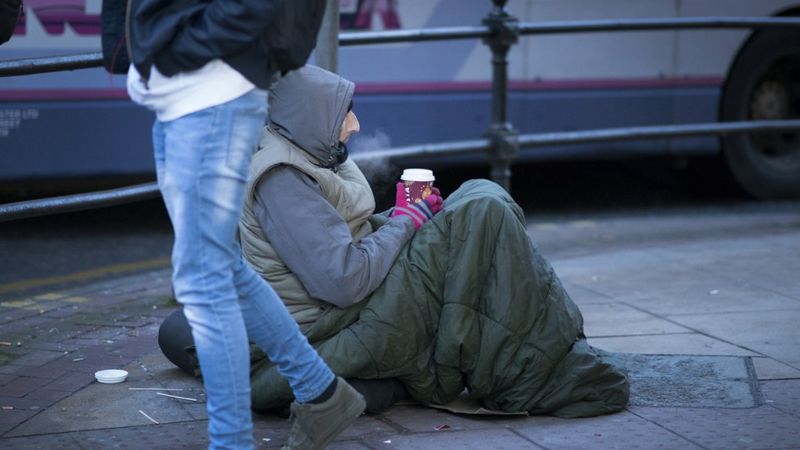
379;404;528;433
626;286;800;316
629;406;800;450
588;333;760;357
513;410;702;450
361;428;537;450
552;231;800;316
581;303;689;337
666;309;800;367
0;408;37;435
559;282;617;306
761;379;800;418
0;376;51;398
716;263;800;301
751;357;800;380
567;272;799;318
5;356;197;437
660;235;800;300
76;422;209;450
1;430;85;450
551;250;680;293
325;440;372;449
1;422;210;450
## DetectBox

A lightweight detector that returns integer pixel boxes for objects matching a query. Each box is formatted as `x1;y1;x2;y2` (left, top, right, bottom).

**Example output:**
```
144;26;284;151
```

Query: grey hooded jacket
239;65;414;325
268;64;353;169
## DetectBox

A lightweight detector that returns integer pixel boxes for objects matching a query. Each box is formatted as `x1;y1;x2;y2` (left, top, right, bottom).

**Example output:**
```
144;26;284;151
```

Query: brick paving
0;269;173;437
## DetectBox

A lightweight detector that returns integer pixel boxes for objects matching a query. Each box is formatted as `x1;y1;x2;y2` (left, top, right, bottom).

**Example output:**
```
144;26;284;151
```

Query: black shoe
345;378;408;414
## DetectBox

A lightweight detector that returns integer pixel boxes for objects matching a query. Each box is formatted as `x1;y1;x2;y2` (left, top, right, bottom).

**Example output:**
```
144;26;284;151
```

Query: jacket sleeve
154;0;283;76
253;165;415;308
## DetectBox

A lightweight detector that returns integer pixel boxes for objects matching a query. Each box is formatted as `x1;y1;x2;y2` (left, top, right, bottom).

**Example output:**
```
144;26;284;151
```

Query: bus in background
1;0;799;199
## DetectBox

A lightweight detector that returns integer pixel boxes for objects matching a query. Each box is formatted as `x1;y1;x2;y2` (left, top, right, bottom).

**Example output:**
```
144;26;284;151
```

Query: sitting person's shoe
346;378;409;414
282;377;366;449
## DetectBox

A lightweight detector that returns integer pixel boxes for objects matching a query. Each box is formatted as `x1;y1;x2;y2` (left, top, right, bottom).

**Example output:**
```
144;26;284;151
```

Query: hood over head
268;65;355;169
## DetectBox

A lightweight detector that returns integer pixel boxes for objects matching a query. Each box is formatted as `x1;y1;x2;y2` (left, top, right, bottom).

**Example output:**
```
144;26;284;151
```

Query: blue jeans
152;89;335;450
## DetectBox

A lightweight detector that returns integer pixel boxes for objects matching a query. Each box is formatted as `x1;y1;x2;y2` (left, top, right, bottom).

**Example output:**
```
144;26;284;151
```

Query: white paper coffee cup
400;169;435;204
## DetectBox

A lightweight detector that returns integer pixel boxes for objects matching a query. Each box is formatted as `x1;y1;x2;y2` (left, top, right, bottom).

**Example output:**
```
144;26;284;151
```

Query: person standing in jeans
124;1;365;449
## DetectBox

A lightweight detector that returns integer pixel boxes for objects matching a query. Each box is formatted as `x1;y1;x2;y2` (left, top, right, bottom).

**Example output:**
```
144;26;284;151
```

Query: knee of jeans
171;261;237;303
180;297;245;331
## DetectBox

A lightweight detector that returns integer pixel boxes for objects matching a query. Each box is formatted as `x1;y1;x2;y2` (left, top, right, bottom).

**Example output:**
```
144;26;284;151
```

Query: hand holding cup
390;169;443;229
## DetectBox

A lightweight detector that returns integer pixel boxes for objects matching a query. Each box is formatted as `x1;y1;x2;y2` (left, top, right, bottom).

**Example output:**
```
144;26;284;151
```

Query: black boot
345;378;409;414
158;309;200;376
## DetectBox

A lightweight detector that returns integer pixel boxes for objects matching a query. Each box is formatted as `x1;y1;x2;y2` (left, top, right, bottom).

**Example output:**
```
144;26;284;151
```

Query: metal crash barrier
2;0;800;222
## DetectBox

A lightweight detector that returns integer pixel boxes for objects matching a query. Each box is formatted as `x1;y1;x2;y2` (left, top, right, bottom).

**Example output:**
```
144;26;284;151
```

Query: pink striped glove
390;182;444;229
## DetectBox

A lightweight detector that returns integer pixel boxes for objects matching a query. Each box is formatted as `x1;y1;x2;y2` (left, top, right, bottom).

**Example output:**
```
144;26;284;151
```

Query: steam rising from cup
349;130;394;183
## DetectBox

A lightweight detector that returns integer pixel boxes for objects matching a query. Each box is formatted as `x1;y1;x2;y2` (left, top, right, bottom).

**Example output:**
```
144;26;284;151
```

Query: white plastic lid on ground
94;369;128;384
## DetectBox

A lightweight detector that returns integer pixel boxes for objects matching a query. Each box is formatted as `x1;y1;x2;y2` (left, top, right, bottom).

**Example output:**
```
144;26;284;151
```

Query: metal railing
5;17;800;75
0;182;159;222
2;0;800;221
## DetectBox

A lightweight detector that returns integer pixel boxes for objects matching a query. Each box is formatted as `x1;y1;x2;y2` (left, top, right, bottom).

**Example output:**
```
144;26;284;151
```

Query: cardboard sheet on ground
424;393;528;416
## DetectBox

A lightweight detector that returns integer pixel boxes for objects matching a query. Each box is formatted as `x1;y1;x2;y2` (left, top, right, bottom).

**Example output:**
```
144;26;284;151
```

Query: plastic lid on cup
400;168;435;182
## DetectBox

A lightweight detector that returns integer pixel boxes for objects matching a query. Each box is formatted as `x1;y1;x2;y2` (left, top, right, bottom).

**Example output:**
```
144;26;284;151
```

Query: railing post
482;0;519;192
315;0;340;73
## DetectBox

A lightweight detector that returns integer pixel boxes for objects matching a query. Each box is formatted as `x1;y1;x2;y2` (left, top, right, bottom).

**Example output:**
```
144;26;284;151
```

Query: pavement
1;201;799;449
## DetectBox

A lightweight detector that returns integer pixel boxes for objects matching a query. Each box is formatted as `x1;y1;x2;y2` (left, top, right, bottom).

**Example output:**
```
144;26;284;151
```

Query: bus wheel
721;28;800;199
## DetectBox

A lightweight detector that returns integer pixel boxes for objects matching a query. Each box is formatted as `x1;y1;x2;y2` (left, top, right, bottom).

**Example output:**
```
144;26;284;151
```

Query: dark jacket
126;0;283;89
0;0;22;45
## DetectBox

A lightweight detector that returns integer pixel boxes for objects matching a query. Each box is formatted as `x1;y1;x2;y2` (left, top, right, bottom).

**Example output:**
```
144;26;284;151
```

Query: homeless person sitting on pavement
158;64;630;417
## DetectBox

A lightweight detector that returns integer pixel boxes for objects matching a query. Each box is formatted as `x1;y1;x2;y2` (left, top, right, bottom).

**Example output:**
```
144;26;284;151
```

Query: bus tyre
721;28;800;199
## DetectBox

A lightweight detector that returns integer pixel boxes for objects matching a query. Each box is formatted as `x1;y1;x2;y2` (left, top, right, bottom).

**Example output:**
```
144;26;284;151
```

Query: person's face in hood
339;110;360;144
268;65;356;169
